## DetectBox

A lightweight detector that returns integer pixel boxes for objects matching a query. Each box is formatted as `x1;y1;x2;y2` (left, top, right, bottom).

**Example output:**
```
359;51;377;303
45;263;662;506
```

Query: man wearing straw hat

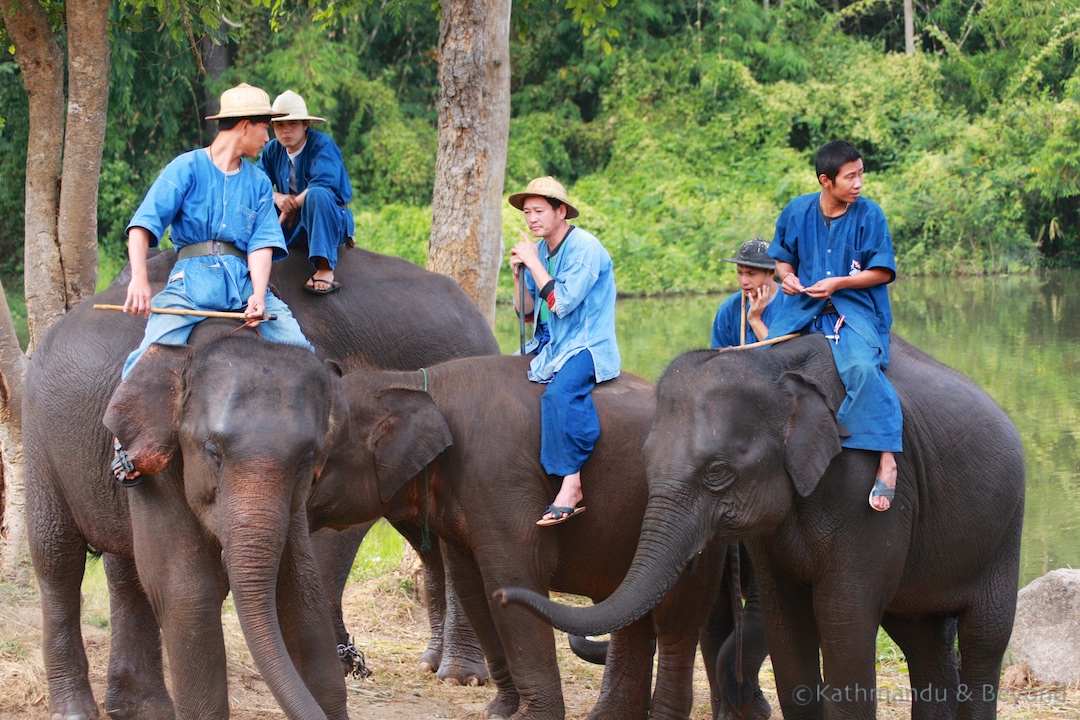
710;237;784;348
509;176;620;526
113;82;314;485
258;90;354;294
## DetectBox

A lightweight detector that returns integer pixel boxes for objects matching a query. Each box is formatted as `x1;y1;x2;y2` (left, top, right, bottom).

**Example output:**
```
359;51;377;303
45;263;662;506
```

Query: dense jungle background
2;0;1079;326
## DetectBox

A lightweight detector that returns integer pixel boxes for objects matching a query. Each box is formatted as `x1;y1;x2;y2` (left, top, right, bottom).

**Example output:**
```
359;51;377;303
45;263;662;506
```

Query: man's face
521;196;567;241
820;157;864;205
736;265;774;294
239;120;271;158
272;120;310;153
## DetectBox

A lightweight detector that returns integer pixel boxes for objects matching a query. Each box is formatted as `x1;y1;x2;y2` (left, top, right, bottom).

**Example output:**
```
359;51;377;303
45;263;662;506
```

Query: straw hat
508;176;579;219
270;91;326;123
723;238;775;270
204;83;283;120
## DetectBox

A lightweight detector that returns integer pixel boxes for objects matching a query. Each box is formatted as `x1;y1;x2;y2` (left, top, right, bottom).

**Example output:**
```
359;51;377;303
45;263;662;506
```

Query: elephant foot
720;689;772;720
417;646;442;675
484;692;519;719
49;702;100;720
101;688;175;720
436;654;489;686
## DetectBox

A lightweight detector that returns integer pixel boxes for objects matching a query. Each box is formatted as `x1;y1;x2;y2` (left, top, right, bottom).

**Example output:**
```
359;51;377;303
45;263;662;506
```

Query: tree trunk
0;0;65;354
201;31;231;141
904;0;915;55
56;0;111;314
0;0;63;581
428;0;511;327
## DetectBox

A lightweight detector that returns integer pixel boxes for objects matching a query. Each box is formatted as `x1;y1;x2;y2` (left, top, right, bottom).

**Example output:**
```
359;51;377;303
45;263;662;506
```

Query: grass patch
349;520;407;583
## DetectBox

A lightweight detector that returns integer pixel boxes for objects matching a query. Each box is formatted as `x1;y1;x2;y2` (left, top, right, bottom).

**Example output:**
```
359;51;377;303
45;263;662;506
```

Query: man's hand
510;229;541;275
746;285;771;320
244;292;267;327
802;277;843;299
274;191;300;215
124;278;153;318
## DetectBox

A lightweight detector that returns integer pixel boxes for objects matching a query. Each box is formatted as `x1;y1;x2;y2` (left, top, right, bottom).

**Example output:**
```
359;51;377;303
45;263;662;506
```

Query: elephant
28;321;350;719
498;333;1025;720
24;246;498;719
306;352;767;720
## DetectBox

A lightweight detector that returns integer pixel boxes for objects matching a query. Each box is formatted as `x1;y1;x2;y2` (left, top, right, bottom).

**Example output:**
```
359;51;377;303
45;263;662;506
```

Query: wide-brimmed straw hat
508;176;580;219
205;83;284;120
723;238;775;270
270;91;326;123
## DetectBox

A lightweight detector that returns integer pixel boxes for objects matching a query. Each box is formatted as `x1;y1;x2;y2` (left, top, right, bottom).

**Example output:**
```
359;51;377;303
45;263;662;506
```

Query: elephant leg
130;493;230;719
277;513;349;720
439;541;521;719
101;553;175;720
586;618;653;720
955;596;1016;720
714;577;771;720
312;523;375;675
394;521;488;685
814;586;883;720
881;614;958;720
26;485;99;720
753;569;823;720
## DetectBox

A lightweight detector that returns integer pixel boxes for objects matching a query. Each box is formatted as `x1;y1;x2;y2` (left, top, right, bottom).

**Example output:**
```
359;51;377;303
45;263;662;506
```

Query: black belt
177;240;245;260
822;300;839;315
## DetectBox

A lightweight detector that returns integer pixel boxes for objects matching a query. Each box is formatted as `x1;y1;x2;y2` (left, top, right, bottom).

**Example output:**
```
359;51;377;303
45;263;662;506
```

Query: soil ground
2;568;1076;720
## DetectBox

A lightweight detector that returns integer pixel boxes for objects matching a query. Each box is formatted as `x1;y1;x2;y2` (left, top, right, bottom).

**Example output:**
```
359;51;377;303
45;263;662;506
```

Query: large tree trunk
427;0;511;326
56;0;111;312
0;0;63;581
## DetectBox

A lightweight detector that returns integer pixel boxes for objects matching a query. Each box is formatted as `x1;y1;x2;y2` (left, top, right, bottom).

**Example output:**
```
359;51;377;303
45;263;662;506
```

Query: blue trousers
809;314;903;453
286;186;351;270
539;350;601;477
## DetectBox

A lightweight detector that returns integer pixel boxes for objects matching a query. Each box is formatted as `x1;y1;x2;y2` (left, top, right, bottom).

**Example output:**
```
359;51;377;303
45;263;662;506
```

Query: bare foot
869;451;897;511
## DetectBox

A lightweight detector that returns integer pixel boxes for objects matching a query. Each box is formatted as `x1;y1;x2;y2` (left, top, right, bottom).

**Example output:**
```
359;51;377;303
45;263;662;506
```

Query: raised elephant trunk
220;481;330;720
498;491;709;636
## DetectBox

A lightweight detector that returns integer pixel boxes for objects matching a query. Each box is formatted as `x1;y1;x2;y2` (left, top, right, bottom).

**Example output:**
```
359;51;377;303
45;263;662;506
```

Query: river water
495;270;1080;587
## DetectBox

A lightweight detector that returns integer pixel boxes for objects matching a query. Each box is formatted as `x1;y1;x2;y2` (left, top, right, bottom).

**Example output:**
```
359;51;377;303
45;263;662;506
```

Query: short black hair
218;116;273;131
815;141;862;183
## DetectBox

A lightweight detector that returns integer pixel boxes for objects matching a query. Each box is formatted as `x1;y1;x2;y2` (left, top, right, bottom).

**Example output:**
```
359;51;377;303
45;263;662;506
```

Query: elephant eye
203;438;221;464
703;460;736;492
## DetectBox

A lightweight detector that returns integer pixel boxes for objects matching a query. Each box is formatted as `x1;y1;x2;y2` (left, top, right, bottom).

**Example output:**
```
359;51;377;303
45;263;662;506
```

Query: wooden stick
717;332;801;353
93;304;277;321
739;291;747;346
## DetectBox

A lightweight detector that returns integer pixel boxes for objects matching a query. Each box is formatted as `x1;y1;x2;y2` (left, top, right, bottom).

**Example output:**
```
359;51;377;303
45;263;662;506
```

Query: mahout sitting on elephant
24;247;498;719
307;352;768;720
500;333;1025;720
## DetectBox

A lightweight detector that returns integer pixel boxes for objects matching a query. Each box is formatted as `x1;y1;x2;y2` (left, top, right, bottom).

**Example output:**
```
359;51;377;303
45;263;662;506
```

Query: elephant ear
369;388;452;504
779;371;847;497
103;343;191;477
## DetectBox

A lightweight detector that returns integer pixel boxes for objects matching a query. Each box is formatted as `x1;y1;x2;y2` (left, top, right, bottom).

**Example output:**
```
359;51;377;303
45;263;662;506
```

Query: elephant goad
306;354;769;720
24;247;498;720
501;334;1025;720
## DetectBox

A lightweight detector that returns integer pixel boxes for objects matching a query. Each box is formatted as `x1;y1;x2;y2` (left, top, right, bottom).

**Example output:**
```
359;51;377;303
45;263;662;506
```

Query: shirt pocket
230;204;258;239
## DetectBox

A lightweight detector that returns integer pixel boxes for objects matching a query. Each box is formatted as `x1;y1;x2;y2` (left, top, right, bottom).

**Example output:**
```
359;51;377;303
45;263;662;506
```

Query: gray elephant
500;334;1025;720
24;247;498;720
29;321;349;719
306;353;764;720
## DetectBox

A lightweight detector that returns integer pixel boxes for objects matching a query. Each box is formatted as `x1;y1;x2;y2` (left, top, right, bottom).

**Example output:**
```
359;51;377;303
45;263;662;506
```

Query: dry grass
2;569;1078;720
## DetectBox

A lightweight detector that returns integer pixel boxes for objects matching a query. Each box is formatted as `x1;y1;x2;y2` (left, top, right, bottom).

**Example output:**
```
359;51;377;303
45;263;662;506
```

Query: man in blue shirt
114;83;314;485
710;237;784;348
258;91;354;294
509;177;621;526
767;141;902;511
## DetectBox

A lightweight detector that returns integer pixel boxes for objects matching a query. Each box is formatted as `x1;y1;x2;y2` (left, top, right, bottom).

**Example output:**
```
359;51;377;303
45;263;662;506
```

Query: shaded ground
2;569;1076;719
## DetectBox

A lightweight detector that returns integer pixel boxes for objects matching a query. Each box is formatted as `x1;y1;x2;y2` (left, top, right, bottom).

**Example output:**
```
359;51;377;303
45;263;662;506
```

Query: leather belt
177;240;245;260
821;300;839;315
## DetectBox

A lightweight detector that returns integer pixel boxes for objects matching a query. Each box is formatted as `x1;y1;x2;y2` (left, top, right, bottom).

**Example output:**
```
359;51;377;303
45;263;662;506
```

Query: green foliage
348;519;406;582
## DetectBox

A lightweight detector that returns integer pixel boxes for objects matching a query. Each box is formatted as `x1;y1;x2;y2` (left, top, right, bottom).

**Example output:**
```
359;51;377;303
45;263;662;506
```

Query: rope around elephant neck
419;368;432;552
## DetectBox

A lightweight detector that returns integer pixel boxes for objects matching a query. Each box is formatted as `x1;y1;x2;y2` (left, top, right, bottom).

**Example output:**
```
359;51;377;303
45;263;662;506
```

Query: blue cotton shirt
522;226;621;383
710;287;786;348
257;128;355;244
766;193;896;362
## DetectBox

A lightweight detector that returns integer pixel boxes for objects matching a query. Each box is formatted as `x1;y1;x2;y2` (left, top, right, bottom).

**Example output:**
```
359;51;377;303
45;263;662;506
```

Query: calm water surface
495;270;1080;586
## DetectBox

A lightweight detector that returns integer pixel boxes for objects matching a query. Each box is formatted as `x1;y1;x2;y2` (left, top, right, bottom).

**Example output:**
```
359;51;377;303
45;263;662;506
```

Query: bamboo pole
93;304;277;321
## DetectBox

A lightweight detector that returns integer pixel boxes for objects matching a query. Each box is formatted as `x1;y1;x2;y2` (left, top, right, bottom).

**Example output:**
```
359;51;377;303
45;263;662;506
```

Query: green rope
419;368;432;552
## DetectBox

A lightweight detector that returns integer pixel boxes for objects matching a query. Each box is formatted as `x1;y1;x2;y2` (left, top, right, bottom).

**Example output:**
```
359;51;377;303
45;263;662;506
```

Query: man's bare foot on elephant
111;438;142;487
537;471;585;526
869;450;897;511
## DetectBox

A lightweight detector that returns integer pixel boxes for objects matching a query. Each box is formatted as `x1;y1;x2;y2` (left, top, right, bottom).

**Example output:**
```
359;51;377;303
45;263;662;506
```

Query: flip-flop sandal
111;439;142;487
304;274;342;295
868;477;895;511
536;504;586;527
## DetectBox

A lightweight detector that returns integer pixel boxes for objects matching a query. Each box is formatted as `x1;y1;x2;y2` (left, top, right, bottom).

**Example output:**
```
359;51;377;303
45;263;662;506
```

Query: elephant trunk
221;482;329;720
498;490;709;636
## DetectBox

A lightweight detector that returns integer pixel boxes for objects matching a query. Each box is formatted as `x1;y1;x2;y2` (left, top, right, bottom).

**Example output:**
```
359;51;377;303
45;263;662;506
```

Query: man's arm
245;247;274;321
124;227;154;318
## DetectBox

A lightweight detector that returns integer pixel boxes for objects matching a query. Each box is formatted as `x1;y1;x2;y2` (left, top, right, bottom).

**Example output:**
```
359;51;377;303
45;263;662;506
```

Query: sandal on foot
536;504;586;527
868;477;894;512
111;439;142;487
304;274;342;295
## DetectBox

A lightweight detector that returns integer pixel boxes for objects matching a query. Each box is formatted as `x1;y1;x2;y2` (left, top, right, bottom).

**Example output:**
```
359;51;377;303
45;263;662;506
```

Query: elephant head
498;345;846;637
103;331;349;718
